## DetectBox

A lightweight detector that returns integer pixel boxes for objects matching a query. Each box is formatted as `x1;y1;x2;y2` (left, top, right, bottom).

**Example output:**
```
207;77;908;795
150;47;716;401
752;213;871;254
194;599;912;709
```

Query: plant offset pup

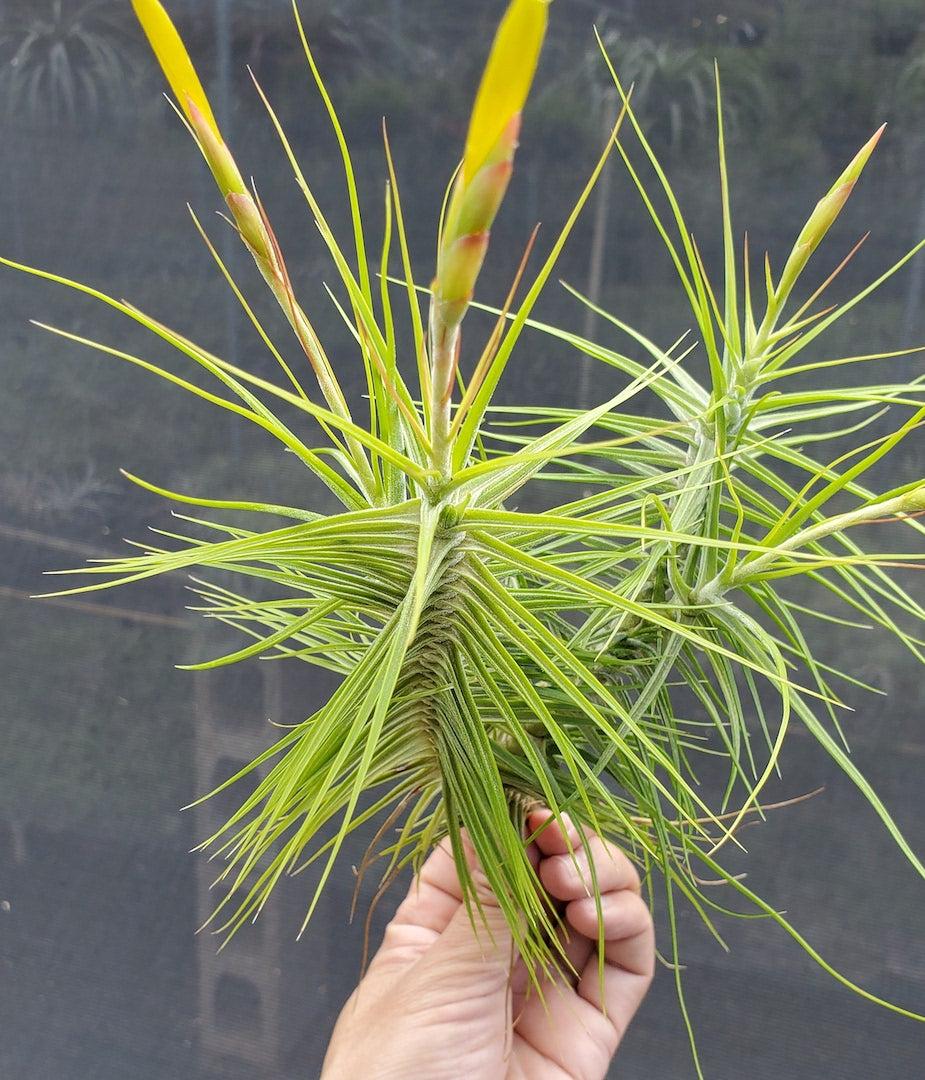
8;0;925;1071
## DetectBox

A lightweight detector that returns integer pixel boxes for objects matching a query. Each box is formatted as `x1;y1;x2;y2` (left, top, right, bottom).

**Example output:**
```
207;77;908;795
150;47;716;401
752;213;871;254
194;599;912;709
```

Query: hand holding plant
6;0;925;1073
321;809;654;1080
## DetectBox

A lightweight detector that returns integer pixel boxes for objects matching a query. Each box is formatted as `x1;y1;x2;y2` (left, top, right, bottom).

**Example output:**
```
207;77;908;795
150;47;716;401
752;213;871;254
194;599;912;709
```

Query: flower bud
447;127;518;241
226;193;274;268
135;2;274;273
900;485;925;512
187;99;247;200
777;125;885;299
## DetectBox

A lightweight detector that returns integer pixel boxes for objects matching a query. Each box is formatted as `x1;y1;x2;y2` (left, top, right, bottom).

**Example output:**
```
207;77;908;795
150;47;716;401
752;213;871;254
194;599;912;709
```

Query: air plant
5;0;925;1073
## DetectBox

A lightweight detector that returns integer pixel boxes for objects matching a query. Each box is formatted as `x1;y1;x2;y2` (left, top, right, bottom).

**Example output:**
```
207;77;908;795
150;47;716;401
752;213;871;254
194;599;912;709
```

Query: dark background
1;1;924;1077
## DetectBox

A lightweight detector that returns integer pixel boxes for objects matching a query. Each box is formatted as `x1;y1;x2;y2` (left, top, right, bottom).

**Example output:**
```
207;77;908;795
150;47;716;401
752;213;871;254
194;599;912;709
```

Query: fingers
530;808;642;900
567;887;655;982
528;807;655;982
357;841;462;986
512;811;655;1066
512;881;654;1072
361;829;518;1011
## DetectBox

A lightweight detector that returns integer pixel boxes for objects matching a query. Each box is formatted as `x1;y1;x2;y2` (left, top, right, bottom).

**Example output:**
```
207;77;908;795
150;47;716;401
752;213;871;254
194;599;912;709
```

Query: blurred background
1;1;924;1077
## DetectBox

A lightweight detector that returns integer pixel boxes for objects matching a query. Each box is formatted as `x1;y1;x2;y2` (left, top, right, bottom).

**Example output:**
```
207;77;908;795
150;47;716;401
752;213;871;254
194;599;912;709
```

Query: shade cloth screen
2;2;923;1077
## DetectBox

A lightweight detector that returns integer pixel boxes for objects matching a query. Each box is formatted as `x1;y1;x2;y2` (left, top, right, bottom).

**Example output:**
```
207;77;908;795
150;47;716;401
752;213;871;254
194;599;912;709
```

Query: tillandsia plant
6;0;925;1071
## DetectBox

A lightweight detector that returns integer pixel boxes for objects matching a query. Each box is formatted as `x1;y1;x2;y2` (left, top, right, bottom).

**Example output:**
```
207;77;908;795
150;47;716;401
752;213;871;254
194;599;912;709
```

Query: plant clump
5;1;925;1073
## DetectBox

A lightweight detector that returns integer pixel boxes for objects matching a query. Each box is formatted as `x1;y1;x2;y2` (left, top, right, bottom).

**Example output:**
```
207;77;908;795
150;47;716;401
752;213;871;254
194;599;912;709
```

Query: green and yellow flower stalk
430;0;549;478
434;0;548;327
6;1;925;1074
131;0;368;495
132;0;262;252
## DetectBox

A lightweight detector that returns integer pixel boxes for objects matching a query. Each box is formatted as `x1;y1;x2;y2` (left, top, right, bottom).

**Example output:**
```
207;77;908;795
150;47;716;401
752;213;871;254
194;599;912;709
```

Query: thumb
422;833;517;990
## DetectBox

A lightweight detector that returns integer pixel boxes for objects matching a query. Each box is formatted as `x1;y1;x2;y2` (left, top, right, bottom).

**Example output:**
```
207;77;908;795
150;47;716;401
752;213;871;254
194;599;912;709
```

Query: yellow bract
132;0;219;136
462;0;549;187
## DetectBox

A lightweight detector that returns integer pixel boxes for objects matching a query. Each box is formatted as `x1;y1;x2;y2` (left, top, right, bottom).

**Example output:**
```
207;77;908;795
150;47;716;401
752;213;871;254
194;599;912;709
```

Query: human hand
320;809;655;1079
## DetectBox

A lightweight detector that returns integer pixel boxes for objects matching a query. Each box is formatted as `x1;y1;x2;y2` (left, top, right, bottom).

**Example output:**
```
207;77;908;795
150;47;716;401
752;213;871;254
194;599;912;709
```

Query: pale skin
321;809;655;1079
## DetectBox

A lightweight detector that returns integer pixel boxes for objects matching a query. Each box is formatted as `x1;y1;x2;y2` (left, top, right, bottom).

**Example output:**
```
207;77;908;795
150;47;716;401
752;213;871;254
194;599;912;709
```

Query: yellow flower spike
132;0;219;137
463;0;550;187
433;1;549;323
133;5;275;274
429;0;550;479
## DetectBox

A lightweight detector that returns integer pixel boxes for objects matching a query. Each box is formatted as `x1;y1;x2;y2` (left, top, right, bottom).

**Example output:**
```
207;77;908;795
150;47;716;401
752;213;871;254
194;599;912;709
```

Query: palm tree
0;1;139;129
